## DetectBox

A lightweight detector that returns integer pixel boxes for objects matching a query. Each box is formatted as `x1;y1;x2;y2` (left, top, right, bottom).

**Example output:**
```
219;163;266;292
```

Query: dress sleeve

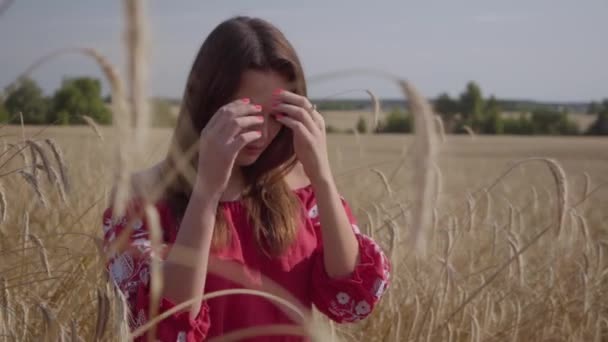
308;196;391;323
102;200;210;341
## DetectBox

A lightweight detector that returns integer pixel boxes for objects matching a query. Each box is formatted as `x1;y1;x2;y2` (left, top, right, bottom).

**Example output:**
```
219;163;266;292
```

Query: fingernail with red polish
254;104;262;111
273;88;283;95
242;98;250;103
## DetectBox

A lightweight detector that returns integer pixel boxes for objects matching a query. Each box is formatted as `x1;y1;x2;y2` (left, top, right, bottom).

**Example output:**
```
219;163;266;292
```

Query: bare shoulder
285;162;311;190
109;160;165;201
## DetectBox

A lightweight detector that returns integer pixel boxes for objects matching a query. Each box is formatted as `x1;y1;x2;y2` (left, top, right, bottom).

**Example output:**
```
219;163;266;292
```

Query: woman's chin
235;153;261;167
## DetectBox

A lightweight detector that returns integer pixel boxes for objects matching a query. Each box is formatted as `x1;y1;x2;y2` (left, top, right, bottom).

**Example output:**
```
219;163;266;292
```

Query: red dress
102;184;391;341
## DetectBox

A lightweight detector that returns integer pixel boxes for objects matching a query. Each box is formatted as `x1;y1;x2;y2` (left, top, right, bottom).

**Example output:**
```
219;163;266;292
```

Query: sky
1;0;607;102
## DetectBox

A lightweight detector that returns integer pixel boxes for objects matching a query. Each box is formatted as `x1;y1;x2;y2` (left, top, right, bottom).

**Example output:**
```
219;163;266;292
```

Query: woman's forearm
161;184;219;320
312;177;360;278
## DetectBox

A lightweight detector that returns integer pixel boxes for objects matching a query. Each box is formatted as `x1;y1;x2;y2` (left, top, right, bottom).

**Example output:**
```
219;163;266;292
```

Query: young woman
102;16;390;341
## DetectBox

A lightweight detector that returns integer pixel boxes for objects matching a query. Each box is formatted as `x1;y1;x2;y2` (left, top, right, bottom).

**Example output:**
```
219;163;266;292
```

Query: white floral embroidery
177;331;187;342
372;278;387;298
132;238;151;253
131;219;144;230
327;292;374;322
308;204;319;219
103;218;113;233
138;266;150;285
336;292;350;305
355;300;371;315
109;253;134;285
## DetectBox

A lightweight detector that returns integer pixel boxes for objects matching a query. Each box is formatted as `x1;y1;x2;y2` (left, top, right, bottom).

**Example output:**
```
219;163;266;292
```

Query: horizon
1;1;607;103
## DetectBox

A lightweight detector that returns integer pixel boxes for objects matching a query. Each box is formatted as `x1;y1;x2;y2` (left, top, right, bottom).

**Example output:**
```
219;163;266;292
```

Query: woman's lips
244;145;264;154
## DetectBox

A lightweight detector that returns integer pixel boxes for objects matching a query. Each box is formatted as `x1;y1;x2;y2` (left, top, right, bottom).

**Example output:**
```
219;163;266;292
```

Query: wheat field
0;124;607;341
2;0;608;340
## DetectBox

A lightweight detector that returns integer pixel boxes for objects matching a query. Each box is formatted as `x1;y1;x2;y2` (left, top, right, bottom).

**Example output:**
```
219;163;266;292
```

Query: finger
273;90;323;128
228;130;262;152
273;89;312;110
273;103;318;134
219;114;264;139
275;114;314;141
215;101;263;136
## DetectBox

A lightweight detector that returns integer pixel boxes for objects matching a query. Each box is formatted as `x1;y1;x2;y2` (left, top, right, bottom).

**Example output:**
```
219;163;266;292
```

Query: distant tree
459;81;485;131
434;93;459;119
4;78;49;124
503;114;534;135
481;96;503;134
586;99;608;135
0;97;9;123
50;77;111;125
530;109;578;135
355;116;367;134
325;125;341;134
378;109;412;133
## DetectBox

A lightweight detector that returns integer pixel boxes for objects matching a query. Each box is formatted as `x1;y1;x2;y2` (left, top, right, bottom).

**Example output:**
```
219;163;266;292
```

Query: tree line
1;78;606;136
0;77;111;125
362;82;607;136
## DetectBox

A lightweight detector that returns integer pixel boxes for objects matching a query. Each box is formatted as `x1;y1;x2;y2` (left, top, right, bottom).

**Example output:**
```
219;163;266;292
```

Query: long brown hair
162;16;307;256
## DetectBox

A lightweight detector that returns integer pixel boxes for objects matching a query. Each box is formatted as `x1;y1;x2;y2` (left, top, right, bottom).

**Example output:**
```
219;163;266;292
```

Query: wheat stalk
143;203;162;342
434;115;447;143
26;139;54;184
370;168;393;198
38;303;59;342
462;125;476;139
44;139;70;193
28;234;51;277
93;288;110;341
19;171;48;207
0;184;6;224
80;115;104;141
364;89;381;131
399;80;438;255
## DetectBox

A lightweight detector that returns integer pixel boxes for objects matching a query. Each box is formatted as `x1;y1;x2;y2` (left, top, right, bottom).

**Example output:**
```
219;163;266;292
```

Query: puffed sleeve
308;196;391;323
102;199;210;341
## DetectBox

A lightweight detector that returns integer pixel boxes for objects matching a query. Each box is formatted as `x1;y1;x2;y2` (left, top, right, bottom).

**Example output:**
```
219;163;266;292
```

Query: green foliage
459;81;485;130
480;96;503;134
316;101;360;111
502;115;535;135
4;78;49;124
586;99;608;135
355;116;367;134
502;110;579;135
325;125;341;134
49;77;111;125
0;99;9;123
377;109;412;133
434;93;459;119
530;109;579;135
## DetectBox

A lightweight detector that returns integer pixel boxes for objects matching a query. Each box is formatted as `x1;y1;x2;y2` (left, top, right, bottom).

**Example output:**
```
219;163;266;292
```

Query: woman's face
231;69;291;166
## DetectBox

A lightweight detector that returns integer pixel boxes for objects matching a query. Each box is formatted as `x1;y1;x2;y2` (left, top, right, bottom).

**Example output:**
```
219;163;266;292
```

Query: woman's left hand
272;89;332;185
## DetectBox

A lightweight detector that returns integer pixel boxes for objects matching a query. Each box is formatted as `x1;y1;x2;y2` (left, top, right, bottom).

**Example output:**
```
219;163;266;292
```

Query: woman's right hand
195;98;263;196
